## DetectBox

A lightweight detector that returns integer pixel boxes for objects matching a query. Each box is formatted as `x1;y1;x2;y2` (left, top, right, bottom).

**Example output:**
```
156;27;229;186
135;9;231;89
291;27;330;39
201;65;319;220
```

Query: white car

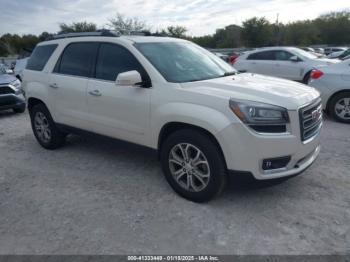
23;32;322;202
234;47;339;83
14;57;29;81
309;60;350;123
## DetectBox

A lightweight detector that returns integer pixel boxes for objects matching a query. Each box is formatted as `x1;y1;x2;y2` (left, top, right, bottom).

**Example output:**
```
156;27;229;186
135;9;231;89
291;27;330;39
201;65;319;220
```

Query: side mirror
290;56;300;62
116;70;143;87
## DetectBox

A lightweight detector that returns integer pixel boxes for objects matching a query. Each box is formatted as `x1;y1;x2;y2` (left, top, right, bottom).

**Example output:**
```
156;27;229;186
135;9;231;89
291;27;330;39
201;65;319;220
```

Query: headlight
10;79;22;93
229;99;289;132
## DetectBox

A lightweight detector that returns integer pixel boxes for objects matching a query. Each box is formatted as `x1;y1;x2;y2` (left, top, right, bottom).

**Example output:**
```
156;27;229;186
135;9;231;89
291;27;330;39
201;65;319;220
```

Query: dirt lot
0;110;349;255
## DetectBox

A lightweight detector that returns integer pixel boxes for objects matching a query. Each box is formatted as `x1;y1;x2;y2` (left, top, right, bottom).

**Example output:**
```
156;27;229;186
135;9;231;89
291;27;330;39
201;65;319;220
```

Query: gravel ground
0;110;349;255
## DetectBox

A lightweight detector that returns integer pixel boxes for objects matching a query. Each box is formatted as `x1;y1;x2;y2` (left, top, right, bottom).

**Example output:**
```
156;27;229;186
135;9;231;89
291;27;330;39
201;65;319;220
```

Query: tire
13;105;25;113
29;103;66;149
160;129;227;202
302;71;311;84
328;92;350;123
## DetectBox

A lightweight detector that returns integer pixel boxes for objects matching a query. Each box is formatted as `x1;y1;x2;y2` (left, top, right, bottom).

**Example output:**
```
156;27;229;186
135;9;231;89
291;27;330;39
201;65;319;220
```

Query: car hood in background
0;74;17;85
181;73;320;110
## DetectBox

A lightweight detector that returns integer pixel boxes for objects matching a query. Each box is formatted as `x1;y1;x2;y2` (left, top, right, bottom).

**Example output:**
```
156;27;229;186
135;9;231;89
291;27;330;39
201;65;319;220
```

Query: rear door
246;51;277;76
86;42;151;145
49;42;98;130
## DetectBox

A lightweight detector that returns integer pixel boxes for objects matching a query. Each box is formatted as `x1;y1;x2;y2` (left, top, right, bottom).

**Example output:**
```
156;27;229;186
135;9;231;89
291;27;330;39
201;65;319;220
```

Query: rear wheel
29;104;66;149
302;71;311;84
329;92;350;123
160;129;226;202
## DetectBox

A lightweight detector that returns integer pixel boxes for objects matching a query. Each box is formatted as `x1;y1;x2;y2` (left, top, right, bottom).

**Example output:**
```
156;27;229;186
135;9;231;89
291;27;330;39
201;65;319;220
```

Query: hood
180;73;320;110
0;74;17;85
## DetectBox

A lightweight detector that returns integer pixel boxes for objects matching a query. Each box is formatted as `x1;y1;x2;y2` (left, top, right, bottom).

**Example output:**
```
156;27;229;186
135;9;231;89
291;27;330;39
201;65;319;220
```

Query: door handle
89;90;102;97
49;83;59;88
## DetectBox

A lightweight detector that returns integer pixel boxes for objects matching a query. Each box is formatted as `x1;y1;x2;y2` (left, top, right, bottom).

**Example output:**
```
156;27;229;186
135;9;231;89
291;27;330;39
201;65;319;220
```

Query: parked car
212;52;229;62
228;52;240;65
313;48;325;55
308;61;350;123
234;47;339;83
328;48;350;60
23;32;322;202
301;47;315;53
0;65;25;113
14;57;29;81
324;47;348;56
0;63;14;74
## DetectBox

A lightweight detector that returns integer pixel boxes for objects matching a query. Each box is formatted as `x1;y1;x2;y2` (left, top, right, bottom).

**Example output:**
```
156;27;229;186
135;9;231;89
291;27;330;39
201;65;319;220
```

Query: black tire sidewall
329;92;350;123
29;104;65;149
160;129;226;202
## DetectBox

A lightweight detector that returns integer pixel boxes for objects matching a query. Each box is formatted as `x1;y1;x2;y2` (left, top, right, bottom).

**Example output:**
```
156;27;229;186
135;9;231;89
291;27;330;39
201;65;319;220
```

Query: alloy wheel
168;143;210;192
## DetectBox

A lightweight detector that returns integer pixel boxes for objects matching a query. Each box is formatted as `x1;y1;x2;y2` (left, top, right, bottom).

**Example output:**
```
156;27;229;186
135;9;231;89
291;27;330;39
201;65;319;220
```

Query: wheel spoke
192;172;207;188
169;142;211;193
344;98;350;106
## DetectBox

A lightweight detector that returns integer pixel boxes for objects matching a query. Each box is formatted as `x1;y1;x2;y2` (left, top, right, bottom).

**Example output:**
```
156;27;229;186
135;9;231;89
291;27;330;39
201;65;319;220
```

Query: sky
0;0;349;36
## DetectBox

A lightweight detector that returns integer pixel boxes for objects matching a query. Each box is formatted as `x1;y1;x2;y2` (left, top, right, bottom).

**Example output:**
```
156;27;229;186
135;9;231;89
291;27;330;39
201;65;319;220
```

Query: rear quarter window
26;44;58;71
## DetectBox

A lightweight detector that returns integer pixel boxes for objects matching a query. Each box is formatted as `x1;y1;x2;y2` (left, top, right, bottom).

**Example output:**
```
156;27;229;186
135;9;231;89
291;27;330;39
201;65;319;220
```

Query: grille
0;86;15;95
299;99;322;142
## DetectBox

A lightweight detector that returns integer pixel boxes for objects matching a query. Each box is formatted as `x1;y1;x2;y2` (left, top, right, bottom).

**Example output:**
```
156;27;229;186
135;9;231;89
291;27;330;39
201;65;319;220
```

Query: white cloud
0;0;349;36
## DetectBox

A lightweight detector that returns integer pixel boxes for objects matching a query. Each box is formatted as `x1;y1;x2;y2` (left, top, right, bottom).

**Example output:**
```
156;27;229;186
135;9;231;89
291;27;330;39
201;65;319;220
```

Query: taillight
310;69;324;79
229;55;238;65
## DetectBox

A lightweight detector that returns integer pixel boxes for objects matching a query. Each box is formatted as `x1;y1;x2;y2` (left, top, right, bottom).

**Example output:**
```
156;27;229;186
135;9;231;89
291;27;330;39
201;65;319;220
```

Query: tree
165;26;187;38
108;13;149;34
241;17;273;47
58;21;97;33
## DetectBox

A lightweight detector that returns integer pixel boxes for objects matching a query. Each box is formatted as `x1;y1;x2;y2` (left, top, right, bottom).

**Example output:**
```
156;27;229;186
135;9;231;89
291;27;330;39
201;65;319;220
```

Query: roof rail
46;30;120;41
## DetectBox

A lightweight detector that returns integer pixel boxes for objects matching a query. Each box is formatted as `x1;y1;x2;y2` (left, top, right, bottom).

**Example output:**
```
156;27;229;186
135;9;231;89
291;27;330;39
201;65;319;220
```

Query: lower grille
299;99;323;142
0;86;15;95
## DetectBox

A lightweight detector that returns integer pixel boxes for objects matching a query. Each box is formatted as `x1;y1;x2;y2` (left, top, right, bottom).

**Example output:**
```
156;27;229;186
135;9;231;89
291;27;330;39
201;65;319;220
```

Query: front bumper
217;115;321;180
0;93;26;111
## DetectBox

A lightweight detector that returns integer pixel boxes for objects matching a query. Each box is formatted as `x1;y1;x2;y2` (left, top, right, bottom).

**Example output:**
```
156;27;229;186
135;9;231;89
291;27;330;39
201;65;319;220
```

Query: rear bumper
0;93;25;111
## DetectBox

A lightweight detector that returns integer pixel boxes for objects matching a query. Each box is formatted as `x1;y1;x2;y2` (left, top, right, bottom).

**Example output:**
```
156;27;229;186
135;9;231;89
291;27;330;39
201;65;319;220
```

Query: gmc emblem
311;107;322;120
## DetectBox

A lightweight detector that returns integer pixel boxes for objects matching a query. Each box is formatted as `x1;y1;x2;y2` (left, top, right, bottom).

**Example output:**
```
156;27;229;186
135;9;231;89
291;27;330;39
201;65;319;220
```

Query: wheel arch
157;122;228;169
326;89;350;113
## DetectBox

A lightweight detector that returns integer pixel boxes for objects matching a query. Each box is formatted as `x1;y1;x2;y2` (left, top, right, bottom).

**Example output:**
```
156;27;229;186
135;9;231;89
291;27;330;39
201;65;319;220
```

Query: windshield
292;48;319;59
135;42;236;83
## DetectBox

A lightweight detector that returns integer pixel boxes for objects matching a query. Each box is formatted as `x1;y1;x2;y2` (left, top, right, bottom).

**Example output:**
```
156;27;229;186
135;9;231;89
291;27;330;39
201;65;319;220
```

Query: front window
135;42;235;83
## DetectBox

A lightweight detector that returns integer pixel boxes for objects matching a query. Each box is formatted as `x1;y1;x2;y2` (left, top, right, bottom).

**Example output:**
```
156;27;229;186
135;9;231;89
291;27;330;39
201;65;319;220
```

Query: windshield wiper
220;71;237;77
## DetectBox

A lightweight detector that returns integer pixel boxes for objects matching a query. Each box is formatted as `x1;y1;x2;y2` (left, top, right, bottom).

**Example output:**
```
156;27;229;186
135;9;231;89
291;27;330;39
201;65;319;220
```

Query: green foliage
241;17;273;47
164;26;188;38
1;11;350;56
59;22;97;33
108;13;149;34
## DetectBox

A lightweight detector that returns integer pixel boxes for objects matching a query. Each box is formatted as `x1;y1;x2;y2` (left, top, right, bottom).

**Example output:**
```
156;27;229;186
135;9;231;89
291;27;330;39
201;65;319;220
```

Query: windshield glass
135;42;236;83
292;48;319;59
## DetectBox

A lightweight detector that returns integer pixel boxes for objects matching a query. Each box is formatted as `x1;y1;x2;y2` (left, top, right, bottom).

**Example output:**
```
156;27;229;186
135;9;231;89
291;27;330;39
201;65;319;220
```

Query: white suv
23;32;322;202
234;47;338;83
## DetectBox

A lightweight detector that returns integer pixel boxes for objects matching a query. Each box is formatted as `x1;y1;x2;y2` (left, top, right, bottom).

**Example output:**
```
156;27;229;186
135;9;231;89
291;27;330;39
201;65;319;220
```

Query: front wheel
329;92;350;123
160;129;226;202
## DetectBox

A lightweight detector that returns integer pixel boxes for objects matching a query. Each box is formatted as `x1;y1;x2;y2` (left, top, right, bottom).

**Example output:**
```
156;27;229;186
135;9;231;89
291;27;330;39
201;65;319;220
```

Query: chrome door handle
49;83;59;88
89;90;102;97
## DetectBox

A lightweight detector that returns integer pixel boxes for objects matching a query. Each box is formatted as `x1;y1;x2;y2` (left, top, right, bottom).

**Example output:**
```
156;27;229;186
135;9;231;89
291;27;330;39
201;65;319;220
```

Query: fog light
262;156;291;170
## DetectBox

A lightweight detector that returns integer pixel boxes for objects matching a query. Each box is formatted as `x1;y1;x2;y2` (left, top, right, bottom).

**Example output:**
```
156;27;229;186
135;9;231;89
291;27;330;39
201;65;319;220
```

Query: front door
87;43;151;146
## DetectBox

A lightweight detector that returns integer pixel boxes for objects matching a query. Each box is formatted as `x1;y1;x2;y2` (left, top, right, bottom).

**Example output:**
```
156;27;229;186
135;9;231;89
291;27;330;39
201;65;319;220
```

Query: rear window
247;51;275;60
26;44;57;71
54;42;98;77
